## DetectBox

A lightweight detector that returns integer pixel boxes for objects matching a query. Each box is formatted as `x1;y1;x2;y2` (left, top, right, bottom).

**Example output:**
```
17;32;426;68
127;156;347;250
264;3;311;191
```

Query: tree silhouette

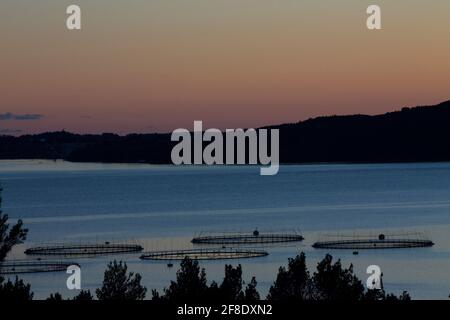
153;258;261;302
268;252;408;301
46;290;94;301
219;264;245;301
311;254;365;301
0;276;33;300
73;290;94;301
46;292;63;301
156;257;208;301
244;277;260;301
387;291;411;301
0;186;28;262
267;252;311;300
0;187;32;300
96;260;146;300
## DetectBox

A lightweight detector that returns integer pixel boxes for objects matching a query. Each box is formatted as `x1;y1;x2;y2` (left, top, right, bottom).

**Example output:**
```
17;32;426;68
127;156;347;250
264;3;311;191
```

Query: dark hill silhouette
1;100;450;164
272;100;450;163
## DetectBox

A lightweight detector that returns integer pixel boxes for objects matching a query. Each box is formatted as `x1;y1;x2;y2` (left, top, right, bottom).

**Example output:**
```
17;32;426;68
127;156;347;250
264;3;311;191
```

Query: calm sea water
1;160;450;299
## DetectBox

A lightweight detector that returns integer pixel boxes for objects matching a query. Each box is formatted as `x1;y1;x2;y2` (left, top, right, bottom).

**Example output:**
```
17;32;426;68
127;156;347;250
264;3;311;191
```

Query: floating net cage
312;231;434;250
24;242;143;257
140;248;269;261
0;260;79;274
192;229;304;245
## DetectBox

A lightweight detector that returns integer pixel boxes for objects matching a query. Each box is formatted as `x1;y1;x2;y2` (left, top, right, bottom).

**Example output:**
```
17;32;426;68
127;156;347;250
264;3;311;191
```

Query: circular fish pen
0;260;79;274
25;243;143;257
140;248;269;261
312;232;434;250
192;230;304;245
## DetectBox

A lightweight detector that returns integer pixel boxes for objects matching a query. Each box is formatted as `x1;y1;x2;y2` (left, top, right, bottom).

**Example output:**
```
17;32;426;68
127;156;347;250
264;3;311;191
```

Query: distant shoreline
1;158;450;167
2;100;450;165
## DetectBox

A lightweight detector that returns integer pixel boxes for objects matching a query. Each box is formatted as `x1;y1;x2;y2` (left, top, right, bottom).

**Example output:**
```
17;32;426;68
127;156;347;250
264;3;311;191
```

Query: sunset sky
1;0;449;135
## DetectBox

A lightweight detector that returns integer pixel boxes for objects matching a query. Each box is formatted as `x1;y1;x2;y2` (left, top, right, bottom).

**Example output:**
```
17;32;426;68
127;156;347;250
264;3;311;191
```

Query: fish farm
191;230;304;245
312;232;434;250
0;260;79;274
140;248;269;261
24;243;144;256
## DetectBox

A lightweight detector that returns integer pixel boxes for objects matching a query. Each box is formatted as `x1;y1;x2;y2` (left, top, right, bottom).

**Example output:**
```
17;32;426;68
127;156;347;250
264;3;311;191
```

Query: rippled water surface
1;160;450;299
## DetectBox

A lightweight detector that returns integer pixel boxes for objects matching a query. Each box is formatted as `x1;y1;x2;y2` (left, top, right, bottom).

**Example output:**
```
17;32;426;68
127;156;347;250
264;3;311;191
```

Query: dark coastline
1;100;450;165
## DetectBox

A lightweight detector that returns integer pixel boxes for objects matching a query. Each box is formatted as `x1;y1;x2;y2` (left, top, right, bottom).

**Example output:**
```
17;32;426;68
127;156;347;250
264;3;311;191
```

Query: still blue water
1;160;450;299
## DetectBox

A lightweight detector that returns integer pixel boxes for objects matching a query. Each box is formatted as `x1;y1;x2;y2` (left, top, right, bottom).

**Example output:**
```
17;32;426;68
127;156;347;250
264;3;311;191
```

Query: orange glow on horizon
0;0;449;135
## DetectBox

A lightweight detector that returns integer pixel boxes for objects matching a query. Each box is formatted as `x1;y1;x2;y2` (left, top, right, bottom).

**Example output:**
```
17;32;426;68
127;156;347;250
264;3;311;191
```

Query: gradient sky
1;0;449;135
